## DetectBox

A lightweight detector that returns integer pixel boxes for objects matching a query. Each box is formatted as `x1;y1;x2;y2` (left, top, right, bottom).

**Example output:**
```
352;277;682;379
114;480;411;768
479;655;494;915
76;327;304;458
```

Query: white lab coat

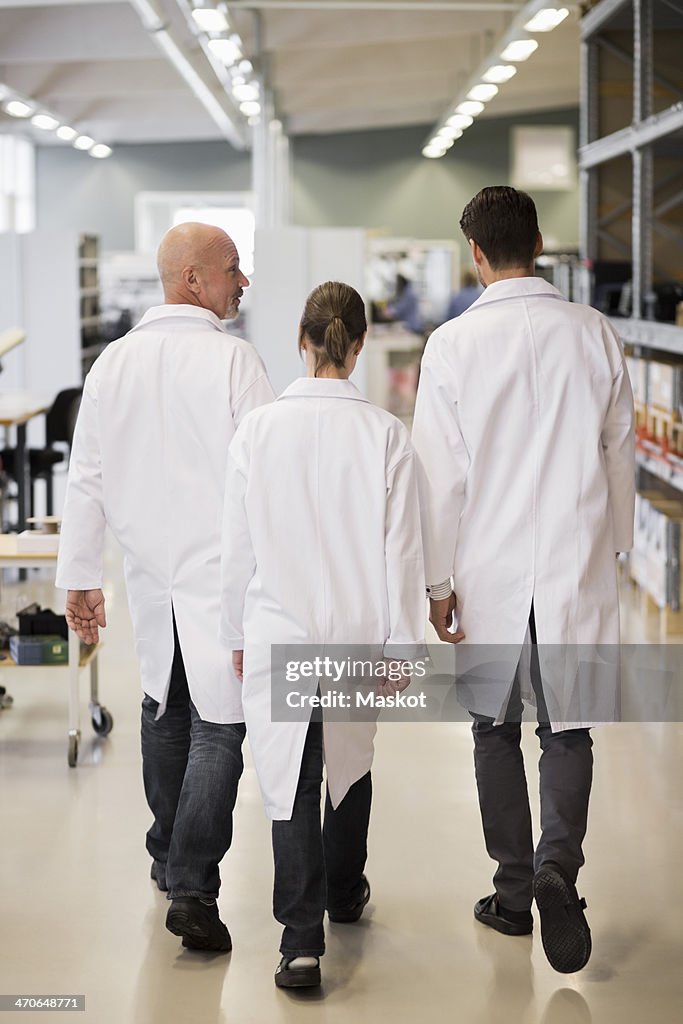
412;277;636;728
221;377;425;819
56;304;275;722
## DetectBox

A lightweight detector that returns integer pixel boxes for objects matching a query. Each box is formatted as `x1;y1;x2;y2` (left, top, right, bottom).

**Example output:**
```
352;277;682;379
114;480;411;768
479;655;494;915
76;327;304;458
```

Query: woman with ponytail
220;281;425;990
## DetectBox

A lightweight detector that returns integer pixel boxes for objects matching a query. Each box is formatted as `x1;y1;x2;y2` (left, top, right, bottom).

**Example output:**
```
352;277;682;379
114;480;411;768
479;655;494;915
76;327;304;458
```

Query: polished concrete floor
0;552;681;1023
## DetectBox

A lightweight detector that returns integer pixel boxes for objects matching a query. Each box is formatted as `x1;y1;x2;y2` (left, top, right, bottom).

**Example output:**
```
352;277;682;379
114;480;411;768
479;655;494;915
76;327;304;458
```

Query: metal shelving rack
579;0;683;356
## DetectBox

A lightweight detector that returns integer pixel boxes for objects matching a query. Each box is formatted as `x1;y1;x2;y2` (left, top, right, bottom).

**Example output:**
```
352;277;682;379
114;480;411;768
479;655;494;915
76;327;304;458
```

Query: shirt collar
467;276;568;311
132;304;228;333
277;377;370;403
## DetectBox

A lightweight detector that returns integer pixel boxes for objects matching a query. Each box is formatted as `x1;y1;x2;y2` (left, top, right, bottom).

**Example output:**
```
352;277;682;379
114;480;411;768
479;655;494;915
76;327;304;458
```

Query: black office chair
0;388;82;518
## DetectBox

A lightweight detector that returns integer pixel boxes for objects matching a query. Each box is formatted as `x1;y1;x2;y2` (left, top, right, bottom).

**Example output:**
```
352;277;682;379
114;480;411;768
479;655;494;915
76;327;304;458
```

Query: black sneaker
533;861;591;973
165;897;232;953
150;861;168;893
474;893;533;936
274;956;321;989
328;876;371;923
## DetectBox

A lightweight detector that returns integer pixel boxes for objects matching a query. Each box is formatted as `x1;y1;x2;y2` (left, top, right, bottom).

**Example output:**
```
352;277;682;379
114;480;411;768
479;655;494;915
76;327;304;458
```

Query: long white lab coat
412;277;635;728
56;304;274;722
221;377;425;819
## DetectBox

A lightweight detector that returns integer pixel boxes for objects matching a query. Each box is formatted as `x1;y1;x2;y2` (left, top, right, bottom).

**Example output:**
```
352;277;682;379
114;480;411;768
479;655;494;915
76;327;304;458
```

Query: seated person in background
385;274;423;334
443;269;482;322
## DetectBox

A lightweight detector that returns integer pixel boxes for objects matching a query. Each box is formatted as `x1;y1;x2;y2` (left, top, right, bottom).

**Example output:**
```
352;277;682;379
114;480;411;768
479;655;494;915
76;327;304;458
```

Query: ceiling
0;0;581;147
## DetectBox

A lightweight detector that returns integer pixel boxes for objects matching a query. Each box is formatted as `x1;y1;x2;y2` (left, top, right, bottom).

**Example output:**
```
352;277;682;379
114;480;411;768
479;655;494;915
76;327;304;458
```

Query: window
0;136;35;233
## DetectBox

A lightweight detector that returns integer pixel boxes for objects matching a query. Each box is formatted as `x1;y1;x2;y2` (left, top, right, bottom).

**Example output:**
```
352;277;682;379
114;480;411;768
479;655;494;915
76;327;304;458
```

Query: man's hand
232;650;244;682
65;589;106;646
429;593;465;644
376;659;411;698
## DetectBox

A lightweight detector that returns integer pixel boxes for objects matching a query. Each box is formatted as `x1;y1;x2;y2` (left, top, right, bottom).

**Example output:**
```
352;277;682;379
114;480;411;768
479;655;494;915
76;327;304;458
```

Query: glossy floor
0;556;681;1023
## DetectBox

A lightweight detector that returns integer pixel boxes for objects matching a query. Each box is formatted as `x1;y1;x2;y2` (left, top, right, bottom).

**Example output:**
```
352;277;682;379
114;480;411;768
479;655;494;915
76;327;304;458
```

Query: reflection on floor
0;552;681;1023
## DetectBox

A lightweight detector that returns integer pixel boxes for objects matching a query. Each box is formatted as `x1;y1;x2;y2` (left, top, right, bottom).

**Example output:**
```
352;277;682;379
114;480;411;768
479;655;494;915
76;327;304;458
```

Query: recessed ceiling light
31;113;59;130
192;8;229;32
232;82;259;103
4;99;33;118
456;101;485;117
482;65;517;83
73;135;94;151
438;125;463;141
238;60;253;75
208;37;241;65
524;8;569;32
240;100;261;117
90;143;112;159
56;125;78;141
423;149;444;159
500;39;539;62
468;83;499;102
447;113;474;130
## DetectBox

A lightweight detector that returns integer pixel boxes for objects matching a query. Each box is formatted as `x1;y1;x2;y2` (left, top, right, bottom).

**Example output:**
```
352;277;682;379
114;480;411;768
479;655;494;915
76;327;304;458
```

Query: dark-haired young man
412;186;635;973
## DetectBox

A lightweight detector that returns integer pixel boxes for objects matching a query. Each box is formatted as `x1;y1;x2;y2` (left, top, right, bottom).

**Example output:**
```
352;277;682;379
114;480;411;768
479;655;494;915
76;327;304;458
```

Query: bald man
56;224;275;953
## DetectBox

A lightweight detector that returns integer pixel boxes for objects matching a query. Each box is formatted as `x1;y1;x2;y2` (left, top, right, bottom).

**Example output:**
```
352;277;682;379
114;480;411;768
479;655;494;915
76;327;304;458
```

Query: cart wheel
92;706;114;737
68;731;79;768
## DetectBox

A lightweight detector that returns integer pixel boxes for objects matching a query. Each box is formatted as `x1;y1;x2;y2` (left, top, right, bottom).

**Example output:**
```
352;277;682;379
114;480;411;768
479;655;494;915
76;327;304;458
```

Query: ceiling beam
228;1;521;9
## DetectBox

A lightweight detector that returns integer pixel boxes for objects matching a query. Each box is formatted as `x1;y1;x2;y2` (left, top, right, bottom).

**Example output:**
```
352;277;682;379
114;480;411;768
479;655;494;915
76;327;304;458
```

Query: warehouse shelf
614;318;683;355
579;103;683;168
582;0;632;37
636;443;683;493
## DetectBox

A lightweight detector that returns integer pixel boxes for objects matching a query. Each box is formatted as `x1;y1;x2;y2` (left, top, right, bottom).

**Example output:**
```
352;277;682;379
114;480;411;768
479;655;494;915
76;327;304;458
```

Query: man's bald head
156;222;249;320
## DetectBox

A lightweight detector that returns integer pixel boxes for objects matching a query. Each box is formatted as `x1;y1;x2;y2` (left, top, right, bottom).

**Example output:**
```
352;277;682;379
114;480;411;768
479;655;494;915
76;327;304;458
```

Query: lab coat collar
278;377;370;403
467;276;568;311
132;304;228;333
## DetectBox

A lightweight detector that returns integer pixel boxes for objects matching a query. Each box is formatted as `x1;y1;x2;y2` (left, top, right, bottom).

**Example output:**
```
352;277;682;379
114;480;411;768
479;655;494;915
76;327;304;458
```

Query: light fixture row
0;84;112;158
422;5;569;159
191;4;262;119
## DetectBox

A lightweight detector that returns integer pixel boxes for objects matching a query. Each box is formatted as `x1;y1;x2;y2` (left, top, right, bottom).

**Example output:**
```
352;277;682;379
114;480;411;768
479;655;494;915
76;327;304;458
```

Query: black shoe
150;861;168;893
274;956;321;989
474;894;533;936
328;875;371;923
165;897;232;953
533;861;592;973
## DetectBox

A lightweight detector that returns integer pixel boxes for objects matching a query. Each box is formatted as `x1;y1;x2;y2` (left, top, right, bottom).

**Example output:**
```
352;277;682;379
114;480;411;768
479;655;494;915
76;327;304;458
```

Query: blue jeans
140;623;246;900
271;721;372;958
472;607;593;910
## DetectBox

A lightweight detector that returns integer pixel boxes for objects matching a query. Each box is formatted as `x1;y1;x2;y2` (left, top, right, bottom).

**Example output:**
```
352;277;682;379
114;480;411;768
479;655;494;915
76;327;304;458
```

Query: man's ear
182;265;201;295
469;238;483;267
534;232;544;259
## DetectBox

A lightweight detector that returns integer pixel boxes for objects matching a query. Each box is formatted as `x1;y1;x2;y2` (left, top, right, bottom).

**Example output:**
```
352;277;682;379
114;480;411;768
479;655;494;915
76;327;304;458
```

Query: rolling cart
0;533;113;766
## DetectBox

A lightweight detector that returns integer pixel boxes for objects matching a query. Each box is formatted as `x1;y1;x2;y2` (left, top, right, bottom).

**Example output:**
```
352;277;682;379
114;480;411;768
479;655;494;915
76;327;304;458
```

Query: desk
0;534;112;766
0;391;52;532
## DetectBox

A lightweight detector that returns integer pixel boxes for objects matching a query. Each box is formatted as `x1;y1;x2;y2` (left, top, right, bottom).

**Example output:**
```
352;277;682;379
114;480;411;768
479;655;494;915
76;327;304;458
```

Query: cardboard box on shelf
647;360;683;414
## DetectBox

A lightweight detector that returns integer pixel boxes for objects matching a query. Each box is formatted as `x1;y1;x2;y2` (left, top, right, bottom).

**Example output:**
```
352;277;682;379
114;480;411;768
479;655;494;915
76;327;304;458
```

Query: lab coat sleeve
383;440;427;657
601;328;636;552
220;433;255;650
231;352;275;428
411;336;470;586
55;376;106;591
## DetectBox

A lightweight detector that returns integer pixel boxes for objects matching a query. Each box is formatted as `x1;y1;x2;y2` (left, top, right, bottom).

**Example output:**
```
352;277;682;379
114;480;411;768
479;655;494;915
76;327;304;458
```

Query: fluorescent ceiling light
500;39;539;62
90;144;112;159
524;7;569;32
468;83;499;102
238;60;253;75
456;100;484;117
56;125;78;141
232;82;259;103
447;113;473;130
423;149;445;159
31;113;59;130
240;100;260;116
208;37;241;65
482;64;517;83
4;99;33;118
192;8;229;32
73;135;94;151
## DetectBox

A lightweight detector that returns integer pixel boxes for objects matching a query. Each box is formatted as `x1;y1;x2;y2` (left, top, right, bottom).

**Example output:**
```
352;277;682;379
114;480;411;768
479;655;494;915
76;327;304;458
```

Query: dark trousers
472;608;594;911
271;721;372;958
140;623;246;900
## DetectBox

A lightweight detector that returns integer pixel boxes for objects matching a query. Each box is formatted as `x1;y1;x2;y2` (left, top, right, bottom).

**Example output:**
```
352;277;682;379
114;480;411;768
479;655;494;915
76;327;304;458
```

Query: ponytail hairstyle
298;281;367;377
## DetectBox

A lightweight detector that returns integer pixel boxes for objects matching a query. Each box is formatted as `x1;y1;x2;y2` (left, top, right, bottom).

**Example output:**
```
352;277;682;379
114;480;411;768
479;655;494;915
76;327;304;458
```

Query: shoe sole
165;909;232;953
275;967;321;989
473;907;533;936
328;881;371;923
534;866;591;973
